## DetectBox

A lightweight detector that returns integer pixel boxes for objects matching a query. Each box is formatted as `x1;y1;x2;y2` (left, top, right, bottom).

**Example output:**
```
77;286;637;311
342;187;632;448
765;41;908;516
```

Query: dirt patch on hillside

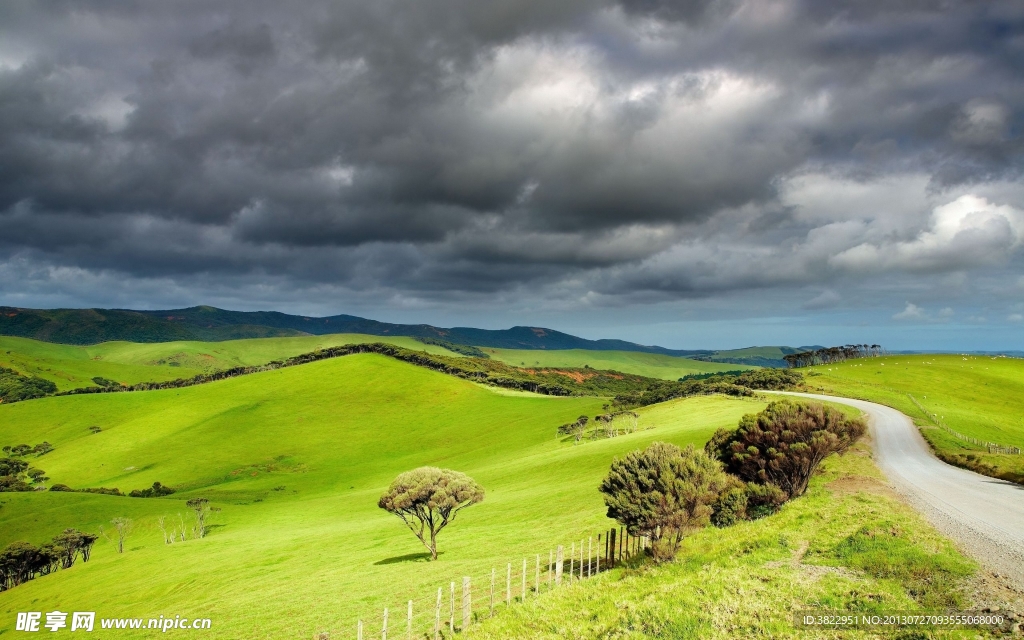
826;475;899;500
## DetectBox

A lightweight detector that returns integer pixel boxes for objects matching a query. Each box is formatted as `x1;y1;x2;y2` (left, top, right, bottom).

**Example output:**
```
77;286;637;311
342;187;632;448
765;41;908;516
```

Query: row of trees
0;457;48;492
0;529;97;591
2;442;54;457
599;400;866;561
611;368;803;410
558;412;643;443
2;442;56;491
783;344;884;368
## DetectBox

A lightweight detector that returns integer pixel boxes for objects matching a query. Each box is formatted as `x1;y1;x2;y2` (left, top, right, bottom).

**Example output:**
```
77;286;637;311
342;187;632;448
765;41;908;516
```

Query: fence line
350;527;648;639
908;394;1021;455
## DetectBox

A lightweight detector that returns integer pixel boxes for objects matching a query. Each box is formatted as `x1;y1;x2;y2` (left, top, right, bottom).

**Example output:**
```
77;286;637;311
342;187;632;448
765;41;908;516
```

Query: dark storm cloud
0;0;1022;320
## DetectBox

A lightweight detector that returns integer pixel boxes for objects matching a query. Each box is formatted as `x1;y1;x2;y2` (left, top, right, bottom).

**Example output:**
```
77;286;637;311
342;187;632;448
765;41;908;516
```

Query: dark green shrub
711;479;787;526
78;487;123;496
129;482;176;498
743;482;787;519
713;400;866;498
600;442;730;561
711;485;748;527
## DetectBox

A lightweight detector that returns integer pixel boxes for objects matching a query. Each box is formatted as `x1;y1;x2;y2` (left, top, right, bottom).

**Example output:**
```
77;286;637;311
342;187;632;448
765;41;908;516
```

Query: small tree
106;518;133;554
377;467;484;560
712;400;866;499
187;498;211;538
599;442;730;561
557;416;589;442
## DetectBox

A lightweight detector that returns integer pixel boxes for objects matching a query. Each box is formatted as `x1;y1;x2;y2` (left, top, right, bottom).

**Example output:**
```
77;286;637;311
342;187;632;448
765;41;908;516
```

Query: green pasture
803;353;1024;482
482;348;753;380
0;334;457;392
0;353;767;638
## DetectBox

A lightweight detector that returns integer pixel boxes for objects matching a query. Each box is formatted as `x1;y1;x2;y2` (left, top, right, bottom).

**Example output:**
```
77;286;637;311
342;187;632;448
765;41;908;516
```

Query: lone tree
599;442;730;561
708;400;866;499
106;517;133;554
186;498;211;538
377;467;484;560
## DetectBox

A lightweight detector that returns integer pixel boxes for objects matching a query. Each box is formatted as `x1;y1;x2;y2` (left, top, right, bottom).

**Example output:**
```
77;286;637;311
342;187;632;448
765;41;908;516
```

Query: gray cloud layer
1;0;1022;340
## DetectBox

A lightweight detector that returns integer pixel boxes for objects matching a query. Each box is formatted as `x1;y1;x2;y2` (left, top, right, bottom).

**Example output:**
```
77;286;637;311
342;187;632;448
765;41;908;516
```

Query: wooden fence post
608;528;616;567
596;534;600;574
382;608;388;640
506;563;511;606
555;545;564;585
490;568;495;617
449;581;455;636
579;539;584;579
358;620;363;640
618;527;624;562
462;577;471;630
407;601;412;640
521;558;527;602
434;588;441;640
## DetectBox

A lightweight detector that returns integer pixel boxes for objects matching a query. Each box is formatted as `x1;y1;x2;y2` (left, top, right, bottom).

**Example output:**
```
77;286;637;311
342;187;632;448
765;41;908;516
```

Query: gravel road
778;391;1024;587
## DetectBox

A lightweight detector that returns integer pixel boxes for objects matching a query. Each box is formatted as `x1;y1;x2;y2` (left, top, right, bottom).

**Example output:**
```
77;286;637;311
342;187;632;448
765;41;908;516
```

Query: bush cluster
129;482;176;498
600;400;865;561
0;367;57;403
708;400;866;498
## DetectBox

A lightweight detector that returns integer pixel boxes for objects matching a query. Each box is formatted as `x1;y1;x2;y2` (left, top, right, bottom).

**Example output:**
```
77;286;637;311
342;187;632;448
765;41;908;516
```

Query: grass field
470;437;980;640
0;334;458;392
0;353;769;638
482;348;754;380
803;354;1024;482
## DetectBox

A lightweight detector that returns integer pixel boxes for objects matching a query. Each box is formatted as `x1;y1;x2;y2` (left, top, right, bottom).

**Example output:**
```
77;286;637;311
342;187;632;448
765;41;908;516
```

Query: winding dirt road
779;391;1024;586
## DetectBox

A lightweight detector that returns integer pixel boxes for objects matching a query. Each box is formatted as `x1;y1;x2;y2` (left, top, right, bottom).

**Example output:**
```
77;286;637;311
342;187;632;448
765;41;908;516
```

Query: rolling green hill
0;334;459;392
483;348;754;380
0;306;808;367
0;353;768;638
0;351;987;638
803;354;1024;482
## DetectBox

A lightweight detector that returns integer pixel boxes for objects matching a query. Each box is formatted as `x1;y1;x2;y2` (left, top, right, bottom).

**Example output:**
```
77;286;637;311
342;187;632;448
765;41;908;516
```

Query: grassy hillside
803;354;1024;482
483;348;754;380
0;354;767;638
471;438;979;639
0;334;458;392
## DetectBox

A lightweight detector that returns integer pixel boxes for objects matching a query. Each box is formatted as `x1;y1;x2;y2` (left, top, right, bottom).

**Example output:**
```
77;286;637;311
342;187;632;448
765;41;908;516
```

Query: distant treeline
678;370;749;381
0;343;803;408
613;369;803;409
0;367;57;403
415;337;490;358
783;344;884;368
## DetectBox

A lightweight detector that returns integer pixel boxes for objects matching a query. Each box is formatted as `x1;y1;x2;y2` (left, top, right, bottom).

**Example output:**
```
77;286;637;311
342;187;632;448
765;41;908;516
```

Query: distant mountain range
0;305;818;366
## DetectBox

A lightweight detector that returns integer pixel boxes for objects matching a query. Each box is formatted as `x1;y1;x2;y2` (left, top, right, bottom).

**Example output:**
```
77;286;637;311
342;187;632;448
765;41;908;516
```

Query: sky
1;0;1023;350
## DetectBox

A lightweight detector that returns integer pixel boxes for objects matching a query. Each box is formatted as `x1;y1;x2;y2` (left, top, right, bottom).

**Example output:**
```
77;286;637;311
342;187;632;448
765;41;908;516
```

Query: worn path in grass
779;391;1024;588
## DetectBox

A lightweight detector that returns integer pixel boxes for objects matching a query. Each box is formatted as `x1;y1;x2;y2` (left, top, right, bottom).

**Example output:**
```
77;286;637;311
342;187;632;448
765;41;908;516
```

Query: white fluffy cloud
829;195;1024;273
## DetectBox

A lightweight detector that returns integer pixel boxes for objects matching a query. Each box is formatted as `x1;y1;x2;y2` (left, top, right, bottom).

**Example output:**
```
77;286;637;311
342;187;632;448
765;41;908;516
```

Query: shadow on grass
374;552;439;565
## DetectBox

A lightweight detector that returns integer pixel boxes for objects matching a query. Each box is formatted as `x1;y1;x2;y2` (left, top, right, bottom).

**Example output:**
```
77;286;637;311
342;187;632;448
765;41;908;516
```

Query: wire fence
907;394;1020;455
345;526;648;640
